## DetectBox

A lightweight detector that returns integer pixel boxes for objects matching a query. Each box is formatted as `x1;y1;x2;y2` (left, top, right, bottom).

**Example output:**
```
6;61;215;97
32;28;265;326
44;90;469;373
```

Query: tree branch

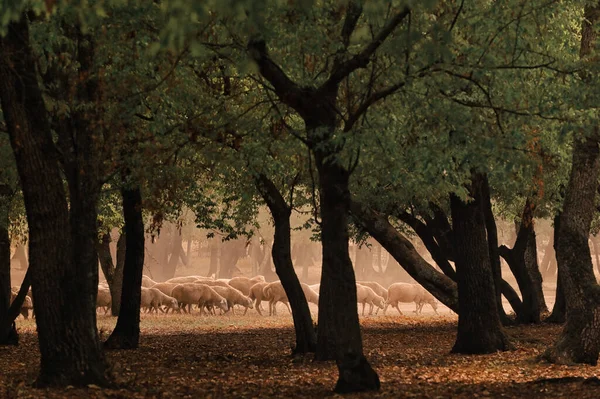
323;7;410;91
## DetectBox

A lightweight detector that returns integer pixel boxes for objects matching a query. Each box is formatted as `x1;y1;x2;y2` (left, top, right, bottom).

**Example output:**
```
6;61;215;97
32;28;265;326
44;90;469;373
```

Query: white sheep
416;287;439;314
228;275;266;296
211;286;254;315
248;282;269;315
171;283;228;315
301;283;319;306
142;275;157;288
262;281;291;316
384;283;422;315
356;284;385;316
356;281;388;315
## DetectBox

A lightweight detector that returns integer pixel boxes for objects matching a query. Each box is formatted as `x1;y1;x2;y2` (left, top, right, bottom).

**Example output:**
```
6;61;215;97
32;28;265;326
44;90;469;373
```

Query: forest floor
2;311;600;398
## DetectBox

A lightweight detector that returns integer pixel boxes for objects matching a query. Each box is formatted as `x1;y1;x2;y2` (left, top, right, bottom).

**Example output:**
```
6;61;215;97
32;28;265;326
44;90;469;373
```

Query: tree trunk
0;186;18;345
542;134;600;363
546;214;566;323
350;200;459;312
111;233;126;316
255;174;317;354
450;174;512;354
592;236;600;276
0;17;108;386
207;238;220;278
542;3;600;362
163;230;182;280
313;157;380;393
480;176;511;325
104;186;145;349
499;200;548;323
540;235;556;278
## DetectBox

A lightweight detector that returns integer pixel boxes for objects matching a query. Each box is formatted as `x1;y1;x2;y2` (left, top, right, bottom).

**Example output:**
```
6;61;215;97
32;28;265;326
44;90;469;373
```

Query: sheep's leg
394;303;403;315
243;306;248;315
255;300;263;316
369;302;374;316
284;302;291;314
361;303;365;316
383;303;388;315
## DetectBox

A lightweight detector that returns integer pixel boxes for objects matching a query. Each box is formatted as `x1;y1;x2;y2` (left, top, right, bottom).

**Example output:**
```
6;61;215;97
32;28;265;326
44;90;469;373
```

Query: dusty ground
1;311;600;399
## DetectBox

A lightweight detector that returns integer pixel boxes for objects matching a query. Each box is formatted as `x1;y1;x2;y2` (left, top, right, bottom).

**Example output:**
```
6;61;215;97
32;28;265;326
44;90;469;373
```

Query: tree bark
350;200;459;312
0;16;108;386
542;134;600;363
97;232;126;316
255;174;316;354
450;174;512;354
480;176;511;324
499;199;548;323
542;4;600;363
104;186;145;349
314;158;380;393
0;186;17;345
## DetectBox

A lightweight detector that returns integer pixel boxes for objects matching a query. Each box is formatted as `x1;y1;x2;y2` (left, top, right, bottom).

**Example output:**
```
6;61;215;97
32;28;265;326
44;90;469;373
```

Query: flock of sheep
8;275;439;319
95;275;439;317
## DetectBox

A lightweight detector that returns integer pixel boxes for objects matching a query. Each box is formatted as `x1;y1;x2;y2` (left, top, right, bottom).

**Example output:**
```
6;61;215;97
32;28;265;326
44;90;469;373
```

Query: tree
0;15;108;386
104;184;145;349
450;173;512;353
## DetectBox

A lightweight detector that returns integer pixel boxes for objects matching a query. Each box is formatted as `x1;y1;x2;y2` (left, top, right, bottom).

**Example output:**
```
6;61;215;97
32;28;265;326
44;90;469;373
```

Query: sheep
210;286;254;315
171;283;228;315
165;276;205;284
300;283;319;306
356;284;385;316
10;289;33;319
356;281;388;315
384;283;423;315
248;282;269;315
97;287;112;314
194;280;232;289
262;281;291;316
228;275;266;296
416;287;439;314
142;275;157;288
140;287;178;313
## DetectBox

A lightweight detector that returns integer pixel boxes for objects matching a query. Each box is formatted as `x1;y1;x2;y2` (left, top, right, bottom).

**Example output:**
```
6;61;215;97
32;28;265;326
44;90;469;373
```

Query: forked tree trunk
314;158;379;393
0;17;108;387
105;186;145;349
0;187;18;345
255;174;316;354
450;174;512;354
542;134;600;363
499;200;548;323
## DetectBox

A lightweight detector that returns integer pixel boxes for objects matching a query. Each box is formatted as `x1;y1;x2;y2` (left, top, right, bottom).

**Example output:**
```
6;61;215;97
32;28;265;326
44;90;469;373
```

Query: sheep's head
218;298;229;312
430;299;438;311
169;298;179;310
373;296;385;309
245;297;254;309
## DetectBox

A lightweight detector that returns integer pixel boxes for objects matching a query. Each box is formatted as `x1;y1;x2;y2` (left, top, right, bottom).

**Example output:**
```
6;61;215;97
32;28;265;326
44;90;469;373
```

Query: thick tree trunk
592;236;600;276
313;158;379;393
543;4;600;362
111;233;126;315
0;17;108;386
350;200;459;312
450;174;512;354
104;186;145;349
543;134;600;363
0;187;18;345
255;174;317;354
